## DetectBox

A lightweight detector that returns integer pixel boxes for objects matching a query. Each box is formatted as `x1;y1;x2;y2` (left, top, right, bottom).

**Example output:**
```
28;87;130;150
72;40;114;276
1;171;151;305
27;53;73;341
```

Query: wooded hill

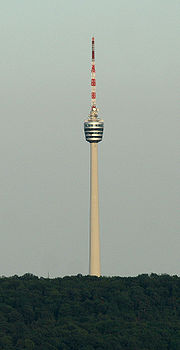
0;274;179;350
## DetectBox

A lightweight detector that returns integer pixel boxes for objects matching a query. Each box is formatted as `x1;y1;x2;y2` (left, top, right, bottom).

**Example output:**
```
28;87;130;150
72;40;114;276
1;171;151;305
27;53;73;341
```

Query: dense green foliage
0;274;179;350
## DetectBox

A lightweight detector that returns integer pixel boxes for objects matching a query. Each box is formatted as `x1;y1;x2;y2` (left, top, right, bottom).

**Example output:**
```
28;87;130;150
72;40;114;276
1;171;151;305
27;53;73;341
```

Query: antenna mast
91;37;96;109
90;37;98;117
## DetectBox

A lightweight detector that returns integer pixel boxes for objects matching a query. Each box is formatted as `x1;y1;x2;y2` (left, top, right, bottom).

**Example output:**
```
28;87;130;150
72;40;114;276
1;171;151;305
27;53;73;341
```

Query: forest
0;273;179;350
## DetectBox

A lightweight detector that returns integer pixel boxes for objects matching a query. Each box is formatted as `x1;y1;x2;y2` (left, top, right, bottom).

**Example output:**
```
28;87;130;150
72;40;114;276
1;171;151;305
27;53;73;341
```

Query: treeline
0;273;180;350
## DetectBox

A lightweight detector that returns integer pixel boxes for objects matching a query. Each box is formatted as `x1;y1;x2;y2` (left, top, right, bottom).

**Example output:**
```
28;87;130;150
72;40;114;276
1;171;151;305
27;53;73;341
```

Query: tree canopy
0;273;179;349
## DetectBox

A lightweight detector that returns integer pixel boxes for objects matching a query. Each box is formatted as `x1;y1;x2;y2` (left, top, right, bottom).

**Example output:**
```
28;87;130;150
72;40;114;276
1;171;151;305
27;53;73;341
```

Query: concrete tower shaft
90;143;100;276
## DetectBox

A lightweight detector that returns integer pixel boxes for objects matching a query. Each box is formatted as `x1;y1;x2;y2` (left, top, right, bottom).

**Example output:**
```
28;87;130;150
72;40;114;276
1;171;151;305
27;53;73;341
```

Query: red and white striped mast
90;37;98;116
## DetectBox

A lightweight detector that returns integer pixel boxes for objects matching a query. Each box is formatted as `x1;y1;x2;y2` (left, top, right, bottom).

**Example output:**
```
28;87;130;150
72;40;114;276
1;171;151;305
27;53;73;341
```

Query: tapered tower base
90;143;100;277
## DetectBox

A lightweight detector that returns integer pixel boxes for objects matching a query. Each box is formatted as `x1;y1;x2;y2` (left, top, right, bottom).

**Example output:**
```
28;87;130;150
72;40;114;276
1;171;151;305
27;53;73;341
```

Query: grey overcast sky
0;0;179;277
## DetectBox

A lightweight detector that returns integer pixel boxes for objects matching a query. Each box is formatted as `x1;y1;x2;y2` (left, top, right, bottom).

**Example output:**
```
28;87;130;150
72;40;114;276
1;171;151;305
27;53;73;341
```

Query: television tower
84;37;104;277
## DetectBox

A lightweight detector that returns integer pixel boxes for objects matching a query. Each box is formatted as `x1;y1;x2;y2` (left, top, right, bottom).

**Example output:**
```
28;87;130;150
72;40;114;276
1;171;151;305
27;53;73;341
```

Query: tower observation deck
84;37;104;277
84;116;104;143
